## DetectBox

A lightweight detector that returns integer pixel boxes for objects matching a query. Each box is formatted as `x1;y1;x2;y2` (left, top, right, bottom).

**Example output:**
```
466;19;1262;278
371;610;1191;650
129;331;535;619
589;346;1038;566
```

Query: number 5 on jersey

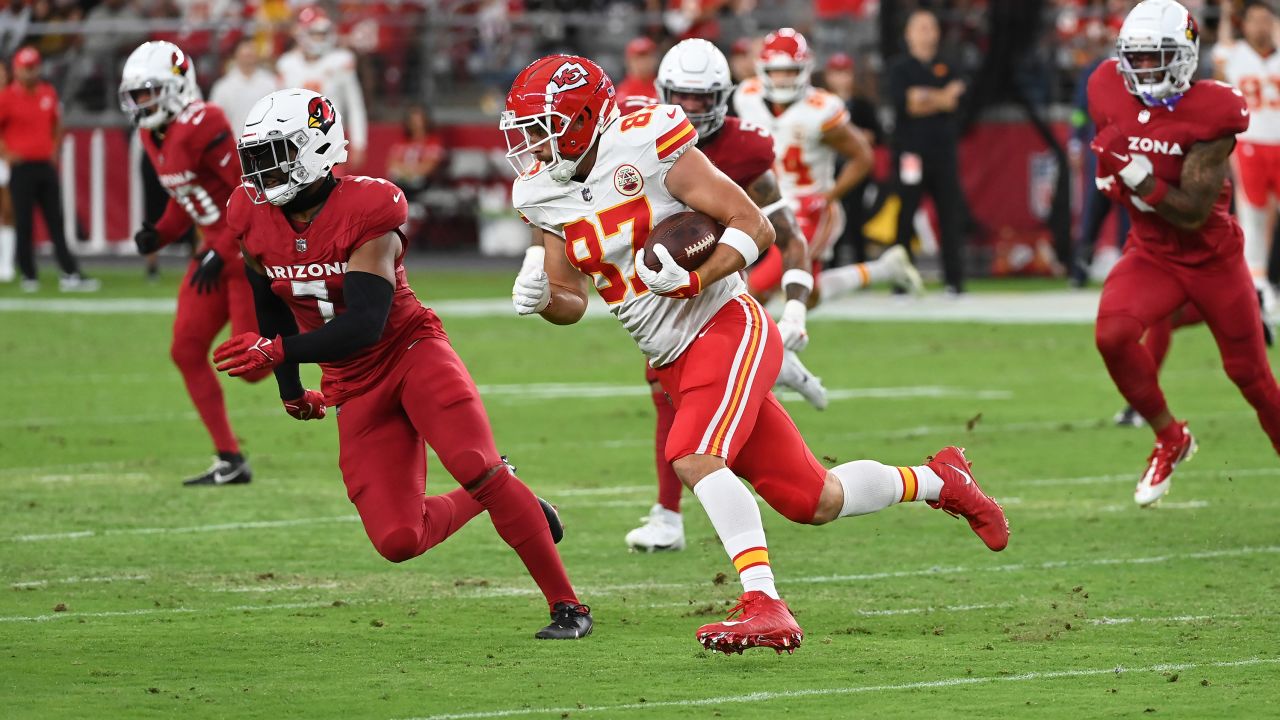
563;196;653;304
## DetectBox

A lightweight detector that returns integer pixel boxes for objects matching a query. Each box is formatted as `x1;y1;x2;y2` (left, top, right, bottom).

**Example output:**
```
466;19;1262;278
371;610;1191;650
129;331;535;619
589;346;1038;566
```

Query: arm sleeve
153;197;195;246
280;271;393;364
246;266;305;399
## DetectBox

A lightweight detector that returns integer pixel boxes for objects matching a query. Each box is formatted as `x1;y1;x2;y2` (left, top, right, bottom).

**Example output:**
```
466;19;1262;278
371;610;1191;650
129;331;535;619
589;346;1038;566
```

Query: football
642;211;722;272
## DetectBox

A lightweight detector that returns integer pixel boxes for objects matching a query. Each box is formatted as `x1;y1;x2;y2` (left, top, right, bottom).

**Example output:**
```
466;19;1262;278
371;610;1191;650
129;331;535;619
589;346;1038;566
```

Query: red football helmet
501;55;618;183
757;28;812;104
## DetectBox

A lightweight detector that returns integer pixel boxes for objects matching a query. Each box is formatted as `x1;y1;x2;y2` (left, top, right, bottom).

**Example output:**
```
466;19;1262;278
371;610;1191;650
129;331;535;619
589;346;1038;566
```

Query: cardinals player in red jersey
213;89;592;639
617;38;824;552
1090;0;1280;506
119;41;269;487
504;55;1007;654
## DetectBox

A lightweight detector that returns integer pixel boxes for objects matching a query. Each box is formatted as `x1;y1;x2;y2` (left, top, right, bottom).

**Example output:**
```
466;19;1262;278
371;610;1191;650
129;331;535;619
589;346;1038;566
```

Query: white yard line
397;657;1280;720
10;574;149;589
6;516;360;542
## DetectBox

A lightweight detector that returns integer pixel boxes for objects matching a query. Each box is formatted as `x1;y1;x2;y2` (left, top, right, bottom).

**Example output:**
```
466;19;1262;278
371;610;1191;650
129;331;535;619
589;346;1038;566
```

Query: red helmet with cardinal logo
500;55;618;183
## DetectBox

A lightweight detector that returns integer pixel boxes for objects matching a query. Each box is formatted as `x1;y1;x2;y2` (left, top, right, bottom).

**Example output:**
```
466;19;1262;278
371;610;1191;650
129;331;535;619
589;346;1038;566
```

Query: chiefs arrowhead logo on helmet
171;49;189;76
307;96;336;132
546;61;591;96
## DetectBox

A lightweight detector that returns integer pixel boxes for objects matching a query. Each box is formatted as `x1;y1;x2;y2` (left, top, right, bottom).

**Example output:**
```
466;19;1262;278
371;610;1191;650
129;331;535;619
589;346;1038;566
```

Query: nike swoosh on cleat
718;617;755;626
213;467;245;484
392;192;402;203
942;462;973;485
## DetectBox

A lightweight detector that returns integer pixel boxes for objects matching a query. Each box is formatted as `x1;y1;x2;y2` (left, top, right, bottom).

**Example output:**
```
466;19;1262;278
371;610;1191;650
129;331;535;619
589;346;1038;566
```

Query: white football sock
834;460;944;517
1236;197;1271;276
817;257;898;300
692;467;778;599
0;226;14;282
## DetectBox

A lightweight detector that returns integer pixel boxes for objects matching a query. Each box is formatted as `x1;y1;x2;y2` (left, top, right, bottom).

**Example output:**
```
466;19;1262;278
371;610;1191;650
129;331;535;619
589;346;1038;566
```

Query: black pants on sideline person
893;148;967;293
10;161;80;281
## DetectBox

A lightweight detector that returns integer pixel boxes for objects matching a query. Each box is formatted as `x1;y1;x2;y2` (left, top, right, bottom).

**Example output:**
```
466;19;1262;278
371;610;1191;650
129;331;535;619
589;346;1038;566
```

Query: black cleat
539;498;564;544
1113;405;1146;428
1258;289;1274;347
183;454;252;486
535;602;592;640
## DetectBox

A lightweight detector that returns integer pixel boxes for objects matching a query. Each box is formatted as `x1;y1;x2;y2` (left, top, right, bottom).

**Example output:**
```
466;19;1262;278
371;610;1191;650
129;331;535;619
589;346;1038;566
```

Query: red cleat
1134;422;1196;507
926;446;1009;551
695;591;804;655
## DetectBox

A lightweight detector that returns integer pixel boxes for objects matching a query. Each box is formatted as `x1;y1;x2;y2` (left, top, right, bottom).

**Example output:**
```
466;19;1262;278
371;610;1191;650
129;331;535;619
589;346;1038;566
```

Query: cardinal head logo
307;96;336;133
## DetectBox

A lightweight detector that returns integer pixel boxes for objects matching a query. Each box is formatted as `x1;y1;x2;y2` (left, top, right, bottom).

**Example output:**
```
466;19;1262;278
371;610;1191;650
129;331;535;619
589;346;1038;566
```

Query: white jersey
276;47;368;149
513;104;747;367
732;79;849;198
1220;42;1280;144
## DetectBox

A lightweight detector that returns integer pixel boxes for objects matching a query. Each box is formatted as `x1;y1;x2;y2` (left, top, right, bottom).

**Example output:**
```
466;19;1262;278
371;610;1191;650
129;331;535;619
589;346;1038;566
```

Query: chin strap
1140;91;1185;110
282;173;339;214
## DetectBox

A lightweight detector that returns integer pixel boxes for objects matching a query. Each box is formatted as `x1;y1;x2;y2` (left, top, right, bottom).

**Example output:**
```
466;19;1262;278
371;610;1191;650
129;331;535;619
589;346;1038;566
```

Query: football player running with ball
119;41;269;486
504;56;1007;654
1090;0;1280;506
213;89;592;640
616;38;824;553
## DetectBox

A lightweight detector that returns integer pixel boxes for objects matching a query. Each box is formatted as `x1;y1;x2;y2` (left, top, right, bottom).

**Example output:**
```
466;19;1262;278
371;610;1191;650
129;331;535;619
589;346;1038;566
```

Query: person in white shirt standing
1215;0;1280;312
276;6;368;167
210;38;280;135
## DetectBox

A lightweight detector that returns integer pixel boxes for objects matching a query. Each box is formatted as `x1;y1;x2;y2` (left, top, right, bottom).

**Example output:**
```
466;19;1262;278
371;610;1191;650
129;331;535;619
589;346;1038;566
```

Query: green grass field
2;267;1278;719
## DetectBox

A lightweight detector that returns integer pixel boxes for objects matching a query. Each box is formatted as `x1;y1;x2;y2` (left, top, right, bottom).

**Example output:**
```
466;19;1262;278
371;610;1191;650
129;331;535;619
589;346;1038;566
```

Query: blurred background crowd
0;0;1259;286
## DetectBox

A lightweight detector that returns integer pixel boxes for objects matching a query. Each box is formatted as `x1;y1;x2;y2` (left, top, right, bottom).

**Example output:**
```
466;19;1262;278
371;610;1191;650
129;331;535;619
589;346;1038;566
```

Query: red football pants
654;295;827;523
335;337;576;607
172;255;268;454
1096;245;1280;453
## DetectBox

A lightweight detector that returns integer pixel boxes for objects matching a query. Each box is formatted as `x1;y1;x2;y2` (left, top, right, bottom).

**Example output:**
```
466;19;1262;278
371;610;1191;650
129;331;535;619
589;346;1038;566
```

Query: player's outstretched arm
215;234;397;378
1133;137;1235;231
822;121;874;203
746;169;810;305
665;146;774;287
536;228;591;325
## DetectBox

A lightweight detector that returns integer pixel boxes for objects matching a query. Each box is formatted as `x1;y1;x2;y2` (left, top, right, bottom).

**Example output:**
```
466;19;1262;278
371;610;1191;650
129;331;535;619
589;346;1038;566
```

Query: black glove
190;249;225;295
133;222;160;255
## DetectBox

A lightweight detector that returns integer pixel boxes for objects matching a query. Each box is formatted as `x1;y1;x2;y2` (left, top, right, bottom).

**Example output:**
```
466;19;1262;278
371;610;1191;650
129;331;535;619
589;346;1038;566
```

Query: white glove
635;245;701;298
512;270;550;315
776;299;809;351
519;245;545;276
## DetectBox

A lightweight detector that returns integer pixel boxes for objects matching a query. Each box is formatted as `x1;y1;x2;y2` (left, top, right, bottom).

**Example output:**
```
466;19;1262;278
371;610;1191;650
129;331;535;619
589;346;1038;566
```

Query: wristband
1117;159;1151;190
781;268;814;292
758;198;790;216
718;227;760;267
1140;178;1169;207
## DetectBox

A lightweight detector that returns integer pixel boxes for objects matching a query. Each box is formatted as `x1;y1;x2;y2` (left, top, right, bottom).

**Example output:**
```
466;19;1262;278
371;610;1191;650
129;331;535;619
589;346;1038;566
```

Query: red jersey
227;175;445;405
1088;58;1249;265
0;81;60;162
139;101;241;257
616;75;659;104
698;115;776;189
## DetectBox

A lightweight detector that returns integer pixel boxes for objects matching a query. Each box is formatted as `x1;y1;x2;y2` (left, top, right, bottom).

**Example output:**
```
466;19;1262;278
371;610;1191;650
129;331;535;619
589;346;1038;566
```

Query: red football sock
652;386;683;512
419;487;485;554
470;466;577;610
174;347;239;454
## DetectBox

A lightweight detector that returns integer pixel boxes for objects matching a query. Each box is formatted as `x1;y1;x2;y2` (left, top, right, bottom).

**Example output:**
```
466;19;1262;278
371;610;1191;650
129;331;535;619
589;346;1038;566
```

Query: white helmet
238;89;348;206
757;28;813;104
657;39;733;138
1116;0;1201;105
118;41;201;129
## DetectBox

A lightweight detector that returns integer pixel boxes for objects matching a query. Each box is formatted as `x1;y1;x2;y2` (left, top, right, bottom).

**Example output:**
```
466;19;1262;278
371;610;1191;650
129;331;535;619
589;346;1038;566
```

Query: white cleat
884;245;925;296
58;274;100;293
625;504;685;552
775;350;828;410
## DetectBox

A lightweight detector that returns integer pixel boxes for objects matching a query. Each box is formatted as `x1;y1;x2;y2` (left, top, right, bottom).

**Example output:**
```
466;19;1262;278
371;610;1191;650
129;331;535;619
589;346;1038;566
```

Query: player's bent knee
808;475;845;525
1224;356;1265;390
1095;315;1143;356
169;338;208;370
371;526;423;563
672;454;727;489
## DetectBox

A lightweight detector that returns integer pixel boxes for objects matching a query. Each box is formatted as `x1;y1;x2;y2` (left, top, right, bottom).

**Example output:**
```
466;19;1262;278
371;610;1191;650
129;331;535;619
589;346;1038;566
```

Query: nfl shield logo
295;237;307;253
581;187;592;202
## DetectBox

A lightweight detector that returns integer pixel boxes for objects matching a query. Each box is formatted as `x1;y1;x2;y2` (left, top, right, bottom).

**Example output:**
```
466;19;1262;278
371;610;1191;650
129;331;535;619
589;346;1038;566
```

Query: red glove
213;333;285;377
1089;125;1128;178
283;390;326;420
